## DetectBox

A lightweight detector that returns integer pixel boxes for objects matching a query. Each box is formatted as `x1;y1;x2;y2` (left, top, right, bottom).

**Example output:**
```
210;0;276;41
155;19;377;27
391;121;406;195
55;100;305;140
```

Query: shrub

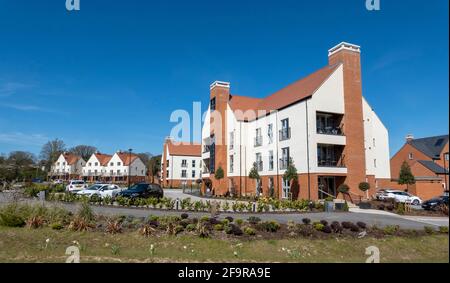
225;216;234;223
313;222;324;231
298;224;314;237
221;219;230;226
322;226;332;234
186;224;196;232
196;222;210;238
349;223;360;232
338;183;350;194
341;222;352;229
302;218;311;225
257;221;281;233
213;224;224;231
225;224;243;236
330;221;342;233
320;220;328;226
377;204;385;210
105;219;122;234
180;213;189;220
235;219;243;226
383;225;399;235
244;227;256;236
26;216;45;229
439;226;449;234
424;226;435;235
77;202;95;223
200;216;210;223
221;202;230;212
0;203;26;227
358;182;370;192
180;219;190;228
386;204;394;211
174;225;184;234
247;216;261;225
209;218;221;225
68;217;91;232
356;222;367;229
139;224;155;237
396;203;405;215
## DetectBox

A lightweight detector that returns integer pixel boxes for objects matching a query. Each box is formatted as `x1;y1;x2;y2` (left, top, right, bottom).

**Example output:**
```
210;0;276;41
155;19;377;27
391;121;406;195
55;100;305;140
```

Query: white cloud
0;132;48;146
0;82;34;97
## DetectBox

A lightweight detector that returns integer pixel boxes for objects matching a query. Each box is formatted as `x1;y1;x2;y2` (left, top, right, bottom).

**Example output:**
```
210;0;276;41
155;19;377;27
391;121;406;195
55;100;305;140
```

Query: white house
82;152;112;181
50;153;86;180
200;42;391;200
104;151;148;183
161;137;202;188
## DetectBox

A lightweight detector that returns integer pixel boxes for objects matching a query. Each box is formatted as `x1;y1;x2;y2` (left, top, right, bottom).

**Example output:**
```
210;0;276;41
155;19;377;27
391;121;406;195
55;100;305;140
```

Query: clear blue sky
0;0;448;157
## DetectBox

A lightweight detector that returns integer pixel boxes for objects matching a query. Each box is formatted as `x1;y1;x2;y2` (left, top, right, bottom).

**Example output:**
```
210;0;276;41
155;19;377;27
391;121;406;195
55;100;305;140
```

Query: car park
66;180;87;193
117;183;164;199
421;195;449;211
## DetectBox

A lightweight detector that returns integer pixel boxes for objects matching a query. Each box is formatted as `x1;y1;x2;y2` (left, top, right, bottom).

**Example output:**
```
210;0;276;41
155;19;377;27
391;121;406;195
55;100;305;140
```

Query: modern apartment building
385;134;449;200
50;152;86;180
200;42;391;200
161;137;202;188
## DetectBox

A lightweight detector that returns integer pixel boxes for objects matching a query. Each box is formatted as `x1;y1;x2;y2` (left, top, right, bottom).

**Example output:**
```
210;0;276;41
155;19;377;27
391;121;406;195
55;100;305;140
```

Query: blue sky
0;0;448;157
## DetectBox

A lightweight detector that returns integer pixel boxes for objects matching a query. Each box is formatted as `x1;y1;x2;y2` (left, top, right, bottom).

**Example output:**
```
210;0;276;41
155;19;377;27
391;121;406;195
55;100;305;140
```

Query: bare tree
40;139;66;171
69;145;97;161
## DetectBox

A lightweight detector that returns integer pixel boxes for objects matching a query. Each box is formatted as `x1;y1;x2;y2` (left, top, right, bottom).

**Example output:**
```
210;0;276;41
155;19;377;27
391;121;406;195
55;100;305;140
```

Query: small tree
358;182;370;200
214;166;224;184
283;158;299;200
398;161;415;191
249;162;261;196
338;183;350;195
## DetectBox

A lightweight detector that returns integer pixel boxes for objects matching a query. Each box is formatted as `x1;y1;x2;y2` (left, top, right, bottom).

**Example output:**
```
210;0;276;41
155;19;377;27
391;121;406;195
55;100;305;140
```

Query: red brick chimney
328;42;368;196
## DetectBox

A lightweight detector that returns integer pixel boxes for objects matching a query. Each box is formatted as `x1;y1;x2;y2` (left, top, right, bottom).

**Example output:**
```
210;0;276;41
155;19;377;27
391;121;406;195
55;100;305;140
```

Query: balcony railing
181;163;188;168
254;136;263;147
317;126;344;136
317;159;346;168
203;145;211;153
279;128;291;141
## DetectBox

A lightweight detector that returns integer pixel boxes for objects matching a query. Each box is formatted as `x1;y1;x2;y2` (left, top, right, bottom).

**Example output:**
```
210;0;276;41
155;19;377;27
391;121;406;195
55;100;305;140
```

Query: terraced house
161;137;202;188
82;152;113;182
200;42;391;200
50;152;85;180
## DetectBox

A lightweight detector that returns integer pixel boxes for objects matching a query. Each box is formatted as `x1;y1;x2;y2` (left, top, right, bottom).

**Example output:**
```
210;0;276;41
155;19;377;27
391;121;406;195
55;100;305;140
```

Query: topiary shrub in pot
358;182;372;209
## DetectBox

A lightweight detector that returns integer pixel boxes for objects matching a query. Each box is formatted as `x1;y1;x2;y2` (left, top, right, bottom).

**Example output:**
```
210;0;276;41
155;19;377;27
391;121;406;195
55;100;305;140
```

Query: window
255;128;262;147
281;147;290;169
192;160;196;167
94;169;97;175
166;160;169;167
282;178;290;199
269;150;274;171
268;124;273;144
374;159;377;168
229;132;234;150
256;153;263;171
181;159;187;167
62;162;66;166
95;162;98;166
110;170;113;175
210;97;216;111
166;170;169;178
117;169;121;175
280;119;291;141
373;138;376;147
192;170;196;178
408;153;413;160
445;153;449;161
57;162;60;166
117;162;121;166
229;155;234;173
110;162;114;166
88;162;92;166
181;170;187;178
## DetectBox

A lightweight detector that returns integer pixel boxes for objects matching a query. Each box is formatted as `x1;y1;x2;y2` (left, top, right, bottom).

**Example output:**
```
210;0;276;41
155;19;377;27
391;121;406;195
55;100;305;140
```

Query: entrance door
318;176;336;199
282;178;290;199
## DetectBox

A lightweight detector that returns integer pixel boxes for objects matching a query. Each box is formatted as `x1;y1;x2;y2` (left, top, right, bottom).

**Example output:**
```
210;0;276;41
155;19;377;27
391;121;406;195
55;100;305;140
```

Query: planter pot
358;202;372;209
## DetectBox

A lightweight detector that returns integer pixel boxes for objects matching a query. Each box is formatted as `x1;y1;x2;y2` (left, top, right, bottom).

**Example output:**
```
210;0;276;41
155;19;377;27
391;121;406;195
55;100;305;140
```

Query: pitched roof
409;135;449;159
417;160;448;174
167;141;201;157
116;152;140;166
228;64;340;121
94;153;112;166
63;153;81;165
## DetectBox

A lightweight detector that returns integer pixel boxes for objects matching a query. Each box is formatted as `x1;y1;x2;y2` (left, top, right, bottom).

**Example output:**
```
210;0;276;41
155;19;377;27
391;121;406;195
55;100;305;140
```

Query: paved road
1;192;448;230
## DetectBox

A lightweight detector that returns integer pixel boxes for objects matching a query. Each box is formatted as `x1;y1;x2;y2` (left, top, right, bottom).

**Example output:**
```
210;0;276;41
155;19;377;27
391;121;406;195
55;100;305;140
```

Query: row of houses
50;151;148;183
161;42;449;201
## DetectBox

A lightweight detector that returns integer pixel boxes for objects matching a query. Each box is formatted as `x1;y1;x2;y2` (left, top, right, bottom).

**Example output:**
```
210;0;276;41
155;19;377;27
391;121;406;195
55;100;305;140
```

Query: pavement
0;191;448;230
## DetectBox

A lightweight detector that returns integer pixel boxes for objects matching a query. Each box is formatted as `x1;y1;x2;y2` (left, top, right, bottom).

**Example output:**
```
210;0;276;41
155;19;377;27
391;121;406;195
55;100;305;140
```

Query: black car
421;196;449;211
118;183;164;199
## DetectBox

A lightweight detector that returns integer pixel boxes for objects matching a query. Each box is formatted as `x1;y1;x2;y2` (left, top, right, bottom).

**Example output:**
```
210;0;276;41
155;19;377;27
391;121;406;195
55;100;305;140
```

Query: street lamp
128;148;132;189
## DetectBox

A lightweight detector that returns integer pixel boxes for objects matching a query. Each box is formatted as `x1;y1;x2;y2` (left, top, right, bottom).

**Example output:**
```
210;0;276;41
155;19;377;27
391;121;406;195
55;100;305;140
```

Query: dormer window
408;153;413;160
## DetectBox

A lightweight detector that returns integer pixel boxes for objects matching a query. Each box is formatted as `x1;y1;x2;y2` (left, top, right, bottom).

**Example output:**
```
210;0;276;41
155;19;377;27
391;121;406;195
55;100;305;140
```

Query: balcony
317;144;346;168
316;112;344;136
279;128;291;141
254;136;263;147
203;145;211;154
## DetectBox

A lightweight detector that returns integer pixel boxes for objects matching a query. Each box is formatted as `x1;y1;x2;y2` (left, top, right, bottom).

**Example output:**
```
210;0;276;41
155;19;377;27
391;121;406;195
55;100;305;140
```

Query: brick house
199;42;391;200
383;134;449;200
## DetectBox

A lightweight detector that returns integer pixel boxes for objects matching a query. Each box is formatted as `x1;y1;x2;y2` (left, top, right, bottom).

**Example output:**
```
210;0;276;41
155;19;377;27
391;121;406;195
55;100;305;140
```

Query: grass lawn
0;226;448;263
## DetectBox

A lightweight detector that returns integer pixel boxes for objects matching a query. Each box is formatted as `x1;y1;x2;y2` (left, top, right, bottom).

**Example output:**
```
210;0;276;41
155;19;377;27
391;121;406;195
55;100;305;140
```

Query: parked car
117;183;164;199
53;179;64;185
66;180;87;193
422;195;449;211
381;189;422;205
375;189;389;200
76;184;124;198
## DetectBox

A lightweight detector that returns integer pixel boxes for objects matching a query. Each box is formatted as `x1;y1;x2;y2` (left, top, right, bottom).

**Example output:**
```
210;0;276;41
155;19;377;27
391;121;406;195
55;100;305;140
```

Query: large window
269;150;274;171
280;147;290;169
229;155;234;173
317;144;345;167
191;170;196;178
181;170;187;178
254;128;262;147
316;112;344;135
256;153;263;171
280;119;291;141
181;160;187;168
268;124;273;144
210;97;216;111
